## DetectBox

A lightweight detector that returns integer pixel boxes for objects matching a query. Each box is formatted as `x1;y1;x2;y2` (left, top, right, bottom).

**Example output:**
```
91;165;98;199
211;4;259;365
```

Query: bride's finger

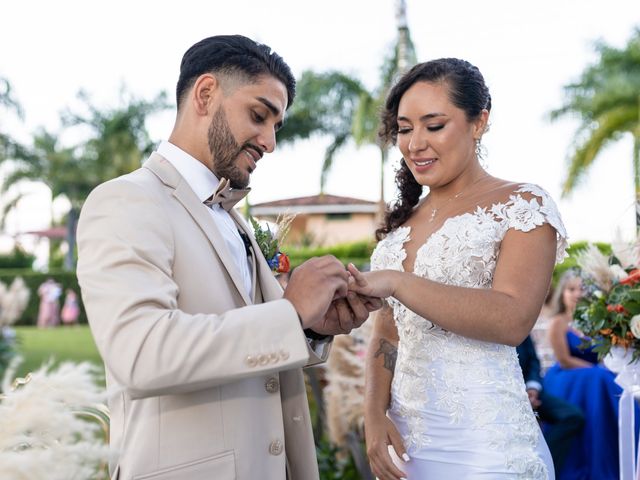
347;263;368;286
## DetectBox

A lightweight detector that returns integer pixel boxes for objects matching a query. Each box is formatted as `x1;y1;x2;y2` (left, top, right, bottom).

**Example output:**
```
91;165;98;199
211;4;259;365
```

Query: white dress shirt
157;141;253;297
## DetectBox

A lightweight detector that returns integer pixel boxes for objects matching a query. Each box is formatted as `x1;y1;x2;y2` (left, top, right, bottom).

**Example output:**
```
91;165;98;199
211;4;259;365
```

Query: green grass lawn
12;325;103;381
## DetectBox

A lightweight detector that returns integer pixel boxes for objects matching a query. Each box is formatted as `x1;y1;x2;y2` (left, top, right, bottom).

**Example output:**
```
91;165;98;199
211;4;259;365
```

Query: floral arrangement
249;214;294;274
572;240;640;363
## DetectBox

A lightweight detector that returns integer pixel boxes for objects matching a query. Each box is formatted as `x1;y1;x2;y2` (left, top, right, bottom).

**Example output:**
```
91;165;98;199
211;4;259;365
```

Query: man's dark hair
176;35;296;110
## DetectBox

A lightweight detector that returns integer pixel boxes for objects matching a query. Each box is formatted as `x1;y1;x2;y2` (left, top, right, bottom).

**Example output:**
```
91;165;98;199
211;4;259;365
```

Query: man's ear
191;73;220;116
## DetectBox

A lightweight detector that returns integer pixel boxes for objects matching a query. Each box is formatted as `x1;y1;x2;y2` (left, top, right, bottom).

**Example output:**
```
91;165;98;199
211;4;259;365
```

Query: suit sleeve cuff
525;380;542;391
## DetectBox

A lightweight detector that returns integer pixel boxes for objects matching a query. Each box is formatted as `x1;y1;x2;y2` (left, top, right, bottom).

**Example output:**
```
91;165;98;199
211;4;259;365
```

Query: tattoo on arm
374;338;398;373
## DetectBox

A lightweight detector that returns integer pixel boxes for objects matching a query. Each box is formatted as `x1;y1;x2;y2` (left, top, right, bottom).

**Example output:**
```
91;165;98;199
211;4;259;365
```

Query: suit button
269;439;283;456
279;349;290;361
245;355;257;367
258;354;269;366
265;377;280;393
268;352;279;363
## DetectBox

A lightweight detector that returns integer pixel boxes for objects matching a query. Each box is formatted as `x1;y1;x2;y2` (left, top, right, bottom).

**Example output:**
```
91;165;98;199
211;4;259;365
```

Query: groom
77;35;380;480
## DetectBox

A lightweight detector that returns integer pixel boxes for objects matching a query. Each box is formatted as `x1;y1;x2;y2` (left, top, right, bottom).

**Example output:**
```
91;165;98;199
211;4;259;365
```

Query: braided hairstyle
376;58;492;240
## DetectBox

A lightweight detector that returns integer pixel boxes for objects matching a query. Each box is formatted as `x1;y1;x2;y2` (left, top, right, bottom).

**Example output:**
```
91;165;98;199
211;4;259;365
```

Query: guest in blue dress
544;270;640;480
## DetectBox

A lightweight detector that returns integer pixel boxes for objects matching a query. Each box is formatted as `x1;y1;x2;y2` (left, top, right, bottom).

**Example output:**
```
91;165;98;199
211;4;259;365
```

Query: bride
348;58;567;479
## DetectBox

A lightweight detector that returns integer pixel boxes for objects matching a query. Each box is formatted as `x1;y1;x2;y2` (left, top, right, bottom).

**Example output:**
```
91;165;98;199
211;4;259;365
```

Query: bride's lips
410;157;437;172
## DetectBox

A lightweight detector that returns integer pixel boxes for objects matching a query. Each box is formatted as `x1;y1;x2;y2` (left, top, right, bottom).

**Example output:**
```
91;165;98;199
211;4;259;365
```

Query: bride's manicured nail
402;453;410;461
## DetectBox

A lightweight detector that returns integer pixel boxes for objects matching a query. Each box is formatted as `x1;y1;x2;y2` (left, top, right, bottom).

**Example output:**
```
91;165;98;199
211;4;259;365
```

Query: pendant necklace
427;175;488;223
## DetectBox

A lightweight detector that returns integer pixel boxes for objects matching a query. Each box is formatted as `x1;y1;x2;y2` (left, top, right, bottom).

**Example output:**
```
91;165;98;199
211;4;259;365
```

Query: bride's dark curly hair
375;58;492;240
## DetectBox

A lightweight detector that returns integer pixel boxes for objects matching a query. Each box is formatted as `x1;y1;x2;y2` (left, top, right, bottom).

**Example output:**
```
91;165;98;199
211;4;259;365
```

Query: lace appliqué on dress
491;184;568;263
370;184;566;479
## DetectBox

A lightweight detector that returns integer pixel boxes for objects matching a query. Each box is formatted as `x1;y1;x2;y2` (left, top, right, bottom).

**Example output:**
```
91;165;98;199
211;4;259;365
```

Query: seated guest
517;334;584;478
530;286;556;374
544;270;640;480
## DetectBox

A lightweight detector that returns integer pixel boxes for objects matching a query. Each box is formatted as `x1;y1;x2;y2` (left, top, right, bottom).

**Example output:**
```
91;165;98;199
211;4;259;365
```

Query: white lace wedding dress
370;184;568;479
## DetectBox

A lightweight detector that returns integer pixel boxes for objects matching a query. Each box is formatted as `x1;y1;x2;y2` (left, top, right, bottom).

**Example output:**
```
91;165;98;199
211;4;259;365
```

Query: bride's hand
365;413;409;480
347;264;398;299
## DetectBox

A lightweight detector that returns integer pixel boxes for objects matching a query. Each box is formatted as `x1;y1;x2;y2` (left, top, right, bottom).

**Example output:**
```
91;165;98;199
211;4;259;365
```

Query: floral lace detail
369;183;564;479
492;184;568;263
370;226;410;272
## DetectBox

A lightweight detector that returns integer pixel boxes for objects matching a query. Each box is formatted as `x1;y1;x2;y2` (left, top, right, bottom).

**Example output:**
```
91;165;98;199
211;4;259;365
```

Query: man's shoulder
89;166;162;200
80;168;170;225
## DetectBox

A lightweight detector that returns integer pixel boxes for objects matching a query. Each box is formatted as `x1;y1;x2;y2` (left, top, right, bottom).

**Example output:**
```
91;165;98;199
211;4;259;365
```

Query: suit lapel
143;153;252;306
230;209;260;302
230;209;283;302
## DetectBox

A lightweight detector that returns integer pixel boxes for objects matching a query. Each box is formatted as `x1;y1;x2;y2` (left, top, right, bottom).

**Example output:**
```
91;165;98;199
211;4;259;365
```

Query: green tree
550;28;640;230
0;76;27;165
352;7;416;214
277;1;416;215
277;71;366;193
0;87;169;270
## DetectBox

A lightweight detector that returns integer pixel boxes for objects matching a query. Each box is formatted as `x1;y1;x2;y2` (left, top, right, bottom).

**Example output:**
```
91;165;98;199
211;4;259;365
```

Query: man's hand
283;255;349;328
309;293;383;336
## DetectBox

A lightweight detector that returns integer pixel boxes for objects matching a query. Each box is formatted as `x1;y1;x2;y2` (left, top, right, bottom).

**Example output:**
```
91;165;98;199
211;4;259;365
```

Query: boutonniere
249;214;295;274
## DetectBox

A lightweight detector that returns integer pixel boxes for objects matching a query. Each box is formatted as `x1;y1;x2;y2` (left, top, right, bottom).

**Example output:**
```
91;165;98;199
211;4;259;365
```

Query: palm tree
550;28;640;230
352;0;416;216
277;71;366;193
277;0;416;212
0;87;169;269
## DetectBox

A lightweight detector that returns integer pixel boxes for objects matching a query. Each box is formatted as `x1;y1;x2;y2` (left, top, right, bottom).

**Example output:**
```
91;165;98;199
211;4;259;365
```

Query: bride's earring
476;138;488;170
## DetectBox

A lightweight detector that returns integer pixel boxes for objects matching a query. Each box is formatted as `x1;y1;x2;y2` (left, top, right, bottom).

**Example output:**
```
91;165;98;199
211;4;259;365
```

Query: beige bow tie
204;178;251;211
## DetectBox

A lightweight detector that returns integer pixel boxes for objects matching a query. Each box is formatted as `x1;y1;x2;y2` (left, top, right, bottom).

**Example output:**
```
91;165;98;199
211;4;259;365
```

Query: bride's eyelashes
396;124;445;135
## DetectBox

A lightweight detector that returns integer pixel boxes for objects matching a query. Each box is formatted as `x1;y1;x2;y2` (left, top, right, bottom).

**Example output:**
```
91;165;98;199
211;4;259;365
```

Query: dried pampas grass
575;244;616;292
611;234;640;271
0;277;30;328
324;319;373;449
0;359;109;480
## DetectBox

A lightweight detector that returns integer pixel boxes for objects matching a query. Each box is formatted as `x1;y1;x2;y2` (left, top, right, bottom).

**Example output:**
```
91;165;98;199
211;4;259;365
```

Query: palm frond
562;106;637;195
0;193;25;229
352;92;380;147
0;77;24;120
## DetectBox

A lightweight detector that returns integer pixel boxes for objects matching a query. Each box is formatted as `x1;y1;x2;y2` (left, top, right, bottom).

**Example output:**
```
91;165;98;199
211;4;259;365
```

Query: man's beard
207;107;248;189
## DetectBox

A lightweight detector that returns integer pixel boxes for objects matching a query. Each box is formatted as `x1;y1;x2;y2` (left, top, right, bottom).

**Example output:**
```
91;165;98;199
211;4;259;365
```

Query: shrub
554;241;611;285
0;247;35;269
286;240;376;269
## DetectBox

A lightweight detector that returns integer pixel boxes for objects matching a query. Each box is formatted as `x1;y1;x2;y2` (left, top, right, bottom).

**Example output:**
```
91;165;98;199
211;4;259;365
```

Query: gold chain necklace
427;174;488;223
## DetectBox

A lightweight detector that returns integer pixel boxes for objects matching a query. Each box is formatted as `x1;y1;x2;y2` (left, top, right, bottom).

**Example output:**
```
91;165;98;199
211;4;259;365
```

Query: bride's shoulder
482;179;560;213
486;179;568;262
485;179;555;202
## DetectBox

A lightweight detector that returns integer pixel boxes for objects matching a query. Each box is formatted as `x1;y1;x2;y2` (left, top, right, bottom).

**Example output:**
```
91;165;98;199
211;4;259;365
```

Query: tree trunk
395;0;411;74
64;207;78;271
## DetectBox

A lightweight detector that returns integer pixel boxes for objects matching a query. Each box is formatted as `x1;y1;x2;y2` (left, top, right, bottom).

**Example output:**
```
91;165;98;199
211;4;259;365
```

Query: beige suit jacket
77;153;327;480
